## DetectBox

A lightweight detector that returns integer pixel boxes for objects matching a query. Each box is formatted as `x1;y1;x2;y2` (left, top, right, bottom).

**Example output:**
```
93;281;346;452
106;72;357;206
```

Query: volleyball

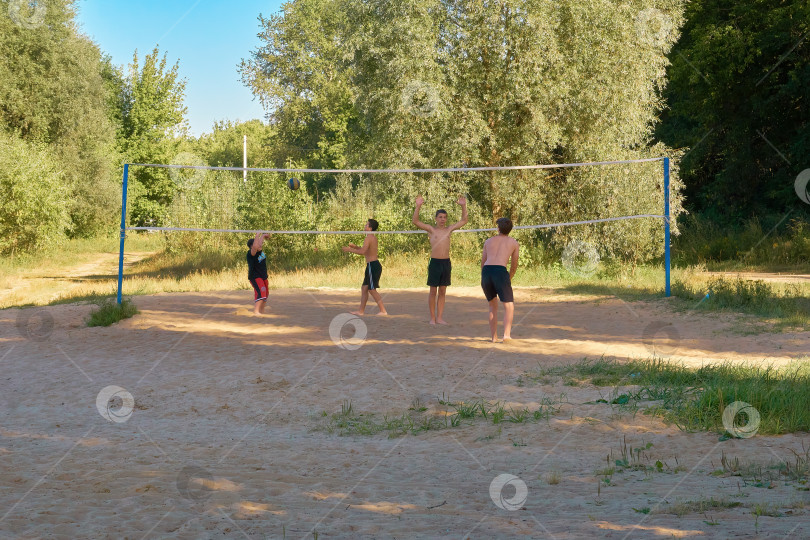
287;177;300;190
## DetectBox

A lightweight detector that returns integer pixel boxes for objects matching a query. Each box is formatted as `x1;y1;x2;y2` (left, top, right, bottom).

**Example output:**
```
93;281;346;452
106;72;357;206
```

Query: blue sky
76;0;284;136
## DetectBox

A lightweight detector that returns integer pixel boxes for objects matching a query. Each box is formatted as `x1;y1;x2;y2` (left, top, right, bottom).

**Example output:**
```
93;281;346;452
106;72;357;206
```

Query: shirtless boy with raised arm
342;218;388;316
481;217;520;342
412;195;468;324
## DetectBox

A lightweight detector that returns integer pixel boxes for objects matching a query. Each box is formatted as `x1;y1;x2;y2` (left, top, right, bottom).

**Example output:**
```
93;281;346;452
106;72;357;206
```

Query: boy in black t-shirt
247;232;270;314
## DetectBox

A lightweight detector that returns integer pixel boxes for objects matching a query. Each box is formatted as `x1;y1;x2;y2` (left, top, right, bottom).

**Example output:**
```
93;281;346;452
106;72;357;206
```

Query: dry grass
4;234;810;325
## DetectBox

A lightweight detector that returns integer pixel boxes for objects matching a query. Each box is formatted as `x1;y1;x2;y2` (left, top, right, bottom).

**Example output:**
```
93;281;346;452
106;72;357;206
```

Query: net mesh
123;159;669;265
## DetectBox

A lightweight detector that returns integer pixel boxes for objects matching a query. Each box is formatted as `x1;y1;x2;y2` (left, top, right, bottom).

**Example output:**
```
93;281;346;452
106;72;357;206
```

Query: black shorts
481;265;514;302
427;258;451;287
362;260;383;290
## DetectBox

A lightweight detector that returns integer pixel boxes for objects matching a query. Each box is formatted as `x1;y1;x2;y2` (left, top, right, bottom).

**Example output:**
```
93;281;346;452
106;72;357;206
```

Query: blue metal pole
117;164;129;305
663;157;671;297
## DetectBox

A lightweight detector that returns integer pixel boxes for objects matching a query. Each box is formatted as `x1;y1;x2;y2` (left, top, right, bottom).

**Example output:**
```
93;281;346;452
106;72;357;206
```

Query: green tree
657;0;810;222
0;0;120;237
243;0;687;263
116;47;188;226
0;133;70;254
240;0;359;191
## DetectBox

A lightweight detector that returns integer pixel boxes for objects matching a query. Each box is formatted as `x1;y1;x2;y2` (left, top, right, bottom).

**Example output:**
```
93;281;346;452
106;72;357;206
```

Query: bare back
482;235;519;268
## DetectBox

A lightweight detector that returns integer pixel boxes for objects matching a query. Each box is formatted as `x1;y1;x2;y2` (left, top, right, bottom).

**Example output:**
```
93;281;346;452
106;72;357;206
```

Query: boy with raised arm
247;232;271;315
481;218;520;342
342;219;388;316
412;195;468;324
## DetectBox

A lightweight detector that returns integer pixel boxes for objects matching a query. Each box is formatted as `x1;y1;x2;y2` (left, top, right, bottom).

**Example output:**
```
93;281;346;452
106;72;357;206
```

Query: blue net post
663;157;671;297
117;164;129;305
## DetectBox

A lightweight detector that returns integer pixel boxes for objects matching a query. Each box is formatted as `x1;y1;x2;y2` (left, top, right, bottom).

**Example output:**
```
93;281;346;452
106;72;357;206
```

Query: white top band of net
128;157;665;174
126;214;666;235
125;159;668;234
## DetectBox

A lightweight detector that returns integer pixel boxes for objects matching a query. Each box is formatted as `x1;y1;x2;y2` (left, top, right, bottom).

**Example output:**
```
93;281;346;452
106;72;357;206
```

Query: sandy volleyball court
1;287;808;539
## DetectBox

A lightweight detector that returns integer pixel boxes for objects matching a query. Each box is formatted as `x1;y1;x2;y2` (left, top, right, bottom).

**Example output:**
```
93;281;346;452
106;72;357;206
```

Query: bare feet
437;319;449;325
429;320;436;325
378;311;389;316
350;311;365;316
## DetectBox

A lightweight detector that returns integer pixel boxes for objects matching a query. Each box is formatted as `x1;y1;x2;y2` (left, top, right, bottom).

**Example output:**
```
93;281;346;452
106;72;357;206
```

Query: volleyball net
116;158;672;301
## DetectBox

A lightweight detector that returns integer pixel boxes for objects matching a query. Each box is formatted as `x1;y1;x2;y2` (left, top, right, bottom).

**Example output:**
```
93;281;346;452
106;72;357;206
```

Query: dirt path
0;251;153;308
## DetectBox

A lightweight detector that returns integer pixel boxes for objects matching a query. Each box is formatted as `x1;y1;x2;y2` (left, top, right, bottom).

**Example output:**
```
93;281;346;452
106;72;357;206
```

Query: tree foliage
240;0;356;171
0;0;119;237
657;0;810;222
241;0;687;263
115;47;188;226
0;133;70;254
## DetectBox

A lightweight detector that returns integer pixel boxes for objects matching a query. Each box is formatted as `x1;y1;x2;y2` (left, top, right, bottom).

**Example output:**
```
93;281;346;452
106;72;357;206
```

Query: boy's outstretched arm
412;195;432;232
251;232;269;255
449;196;468;231
342;238;369;254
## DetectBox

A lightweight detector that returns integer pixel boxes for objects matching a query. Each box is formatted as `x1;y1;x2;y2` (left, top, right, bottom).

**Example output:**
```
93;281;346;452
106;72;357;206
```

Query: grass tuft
526;357;810;435
317;395;566;437
658;498;742;517
87;298;139;327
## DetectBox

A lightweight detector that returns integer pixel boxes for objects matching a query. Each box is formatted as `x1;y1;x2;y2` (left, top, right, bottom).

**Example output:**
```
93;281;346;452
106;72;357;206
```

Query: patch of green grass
598;436;684;480
452;399;484;419
506;407;530;423
526;357;810;435
319;395;566;437
86;298;139;327
718;447;810;486
448;396;565;426
490;404;506;424
321;399;454;437
752;502;782;517
658;497;742;517
672;276;810;329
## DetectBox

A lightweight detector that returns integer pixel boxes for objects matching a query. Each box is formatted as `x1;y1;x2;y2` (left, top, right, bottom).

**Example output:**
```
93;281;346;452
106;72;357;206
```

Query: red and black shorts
250;277;268;302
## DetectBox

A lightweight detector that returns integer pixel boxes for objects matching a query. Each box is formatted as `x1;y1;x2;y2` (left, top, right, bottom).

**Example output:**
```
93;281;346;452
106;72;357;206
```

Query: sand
1;287;808;539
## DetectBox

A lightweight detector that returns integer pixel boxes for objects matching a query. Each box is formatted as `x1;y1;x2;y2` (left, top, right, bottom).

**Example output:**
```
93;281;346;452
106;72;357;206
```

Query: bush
87;298;139;327
674;214;810;267
0;132;70;254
